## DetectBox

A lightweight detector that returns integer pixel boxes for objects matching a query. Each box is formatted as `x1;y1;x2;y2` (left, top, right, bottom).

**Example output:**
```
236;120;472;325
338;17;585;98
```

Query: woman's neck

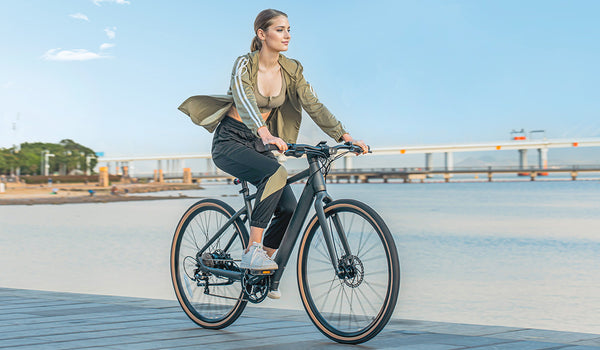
258;49;280;70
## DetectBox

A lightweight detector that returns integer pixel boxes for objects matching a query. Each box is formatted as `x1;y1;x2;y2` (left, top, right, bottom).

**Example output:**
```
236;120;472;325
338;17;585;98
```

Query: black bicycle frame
195;152;353;292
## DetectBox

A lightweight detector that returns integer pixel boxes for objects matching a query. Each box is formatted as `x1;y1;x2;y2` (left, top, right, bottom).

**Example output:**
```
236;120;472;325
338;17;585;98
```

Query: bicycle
170;141;400;344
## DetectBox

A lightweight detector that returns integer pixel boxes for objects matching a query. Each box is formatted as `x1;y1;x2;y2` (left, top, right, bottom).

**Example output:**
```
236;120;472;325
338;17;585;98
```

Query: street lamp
41;150;55;176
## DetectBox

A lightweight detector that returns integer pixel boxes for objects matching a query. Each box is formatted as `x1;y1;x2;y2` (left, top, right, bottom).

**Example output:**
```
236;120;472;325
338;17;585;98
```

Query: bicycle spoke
356;221;372;256
362;279;386;304
308;266;336;274
355;284;379;315
317;277;340;311
359;238;381;258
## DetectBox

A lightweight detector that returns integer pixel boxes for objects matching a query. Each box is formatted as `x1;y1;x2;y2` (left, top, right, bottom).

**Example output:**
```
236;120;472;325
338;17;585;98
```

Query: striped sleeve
230;56;265;135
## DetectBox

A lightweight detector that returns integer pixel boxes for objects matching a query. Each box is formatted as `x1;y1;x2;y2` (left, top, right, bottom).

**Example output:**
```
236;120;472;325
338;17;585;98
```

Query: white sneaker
267;289;281;299
240;242;278;271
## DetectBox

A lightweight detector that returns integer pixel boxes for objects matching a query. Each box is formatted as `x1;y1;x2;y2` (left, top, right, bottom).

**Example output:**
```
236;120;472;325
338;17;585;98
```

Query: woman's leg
263;185;296;256
212;140;288;249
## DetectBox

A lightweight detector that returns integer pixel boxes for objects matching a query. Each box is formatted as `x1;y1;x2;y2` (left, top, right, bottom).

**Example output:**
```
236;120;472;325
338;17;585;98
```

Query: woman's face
259;16;291;52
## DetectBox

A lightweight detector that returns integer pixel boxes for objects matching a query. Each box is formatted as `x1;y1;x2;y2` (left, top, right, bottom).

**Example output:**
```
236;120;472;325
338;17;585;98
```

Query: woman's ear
257;28;266;41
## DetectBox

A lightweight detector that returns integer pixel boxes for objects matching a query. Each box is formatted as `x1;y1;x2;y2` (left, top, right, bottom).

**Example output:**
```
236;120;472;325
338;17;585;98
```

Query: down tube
270;184;316;291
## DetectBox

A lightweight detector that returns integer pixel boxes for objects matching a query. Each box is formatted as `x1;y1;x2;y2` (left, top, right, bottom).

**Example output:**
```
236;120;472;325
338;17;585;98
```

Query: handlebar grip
266;144;281;151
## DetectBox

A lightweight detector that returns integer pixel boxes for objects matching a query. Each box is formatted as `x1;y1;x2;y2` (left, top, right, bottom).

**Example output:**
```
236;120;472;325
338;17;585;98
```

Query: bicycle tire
171;199;249;329
297;199;400;344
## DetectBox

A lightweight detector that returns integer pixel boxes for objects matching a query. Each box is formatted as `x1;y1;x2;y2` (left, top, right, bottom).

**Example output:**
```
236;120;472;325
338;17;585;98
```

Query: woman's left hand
342;134;369;154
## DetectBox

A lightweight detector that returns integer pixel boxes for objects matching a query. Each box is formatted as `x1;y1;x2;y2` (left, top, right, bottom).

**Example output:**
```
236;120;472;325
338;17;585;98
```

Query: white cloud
42;48;109;61
93;0;131;6
100;43;116;50
69;13;89;21
104;27;117;39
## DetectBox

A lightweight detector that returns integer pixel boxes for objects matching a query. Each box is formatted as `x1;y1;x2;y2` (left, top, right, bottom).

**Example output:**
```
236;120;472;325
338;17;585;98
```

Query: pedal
246;269;276;276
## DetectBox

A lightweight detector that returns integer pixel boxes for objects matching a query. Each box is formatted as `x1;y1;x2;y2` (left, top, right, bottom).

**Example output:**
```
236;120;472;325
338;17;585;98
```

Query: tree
0;140;97;176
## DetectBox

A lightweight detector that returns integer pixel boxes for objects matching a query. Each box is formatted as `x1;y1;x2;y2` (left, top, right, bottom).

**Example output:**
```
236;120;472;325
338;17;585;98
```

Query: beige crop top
227;68;286;123
254;69;286;113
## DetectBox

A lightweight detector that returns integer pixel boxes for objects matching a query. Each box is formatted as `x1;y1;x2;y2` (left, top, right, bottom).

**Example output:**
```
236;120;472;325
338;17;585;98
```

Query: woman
179;9;367;298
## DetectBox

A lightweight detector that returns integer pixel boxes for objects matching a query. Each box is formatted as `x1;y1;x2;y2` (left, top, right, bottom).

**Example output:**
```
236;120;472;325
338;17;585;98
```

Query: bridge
97;137;600;178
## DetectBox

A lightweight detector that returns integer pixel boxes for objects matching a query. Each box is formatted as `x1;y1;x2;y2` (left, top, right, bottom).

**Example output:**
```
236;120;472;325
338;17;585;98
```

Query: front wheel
297;199;400;344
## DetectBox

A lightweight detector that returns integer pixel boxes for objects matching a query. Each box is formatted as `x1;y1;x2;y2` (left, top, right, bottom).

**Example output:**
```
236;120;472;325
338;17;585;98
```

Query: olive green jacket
178;51;347;143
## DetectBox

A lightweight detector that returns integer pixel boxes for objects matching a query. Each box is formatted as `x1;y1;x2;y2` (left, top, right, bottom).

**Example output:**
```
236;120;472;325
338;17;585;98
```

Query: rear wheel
297;199;400;344
171;199;249;329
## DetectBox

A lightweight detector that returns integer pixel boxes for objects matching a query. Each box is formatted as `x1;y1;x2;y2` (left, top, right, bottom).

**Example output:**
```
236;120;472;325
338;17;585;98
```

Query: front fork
314;192;353;277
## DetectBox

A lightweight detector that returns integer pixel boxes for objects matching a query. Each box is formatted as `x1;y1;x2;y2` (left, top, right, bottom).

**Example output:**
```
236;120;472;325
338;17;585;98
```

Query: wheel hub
337;255;364;288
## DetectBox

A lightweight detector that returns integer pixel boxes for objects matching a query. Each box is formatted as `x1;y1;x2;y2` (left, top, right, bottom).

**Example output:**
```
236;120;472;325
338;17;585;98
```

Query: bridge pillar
425;153;433;171
519;149;528;169
183;168;192;184
344;156;353;171
538;148;548;169
158;169;164;183
444;152;454;180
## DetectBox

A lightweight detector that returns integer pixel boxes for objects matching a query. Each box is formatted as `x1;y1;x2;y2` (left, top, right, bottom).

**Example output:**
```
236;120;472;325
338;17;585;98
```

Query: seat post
235;179;253;222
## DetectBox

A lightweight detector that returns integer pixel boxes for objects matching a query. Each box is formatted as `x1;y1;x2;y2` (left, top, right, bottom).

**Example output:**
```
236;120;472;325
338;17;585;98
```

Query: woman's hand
258;126;288;152
342;134;369;154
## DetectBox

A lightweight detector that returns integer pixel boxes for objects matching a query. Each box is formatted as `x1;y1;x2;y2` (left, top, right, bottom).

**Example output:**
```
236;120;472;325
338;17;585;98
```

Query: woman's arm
229;56;267;135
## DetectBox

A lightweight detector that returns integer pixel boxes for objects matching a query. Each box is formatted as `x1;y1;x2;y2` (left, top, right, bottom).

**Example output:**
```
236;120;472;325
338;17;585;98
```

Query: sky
1;0;600;159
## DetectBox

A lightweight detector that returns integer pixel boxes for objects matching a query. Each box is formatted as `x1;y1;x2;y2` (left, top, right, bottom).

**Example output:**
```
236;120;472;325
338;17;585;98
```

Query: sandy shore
0;182;203;205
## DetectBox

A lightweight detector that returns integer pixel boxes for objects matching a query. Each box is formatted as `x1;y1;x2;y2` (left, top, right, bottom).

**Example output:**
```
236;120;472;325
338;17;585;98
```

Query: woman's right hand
257;127;288;152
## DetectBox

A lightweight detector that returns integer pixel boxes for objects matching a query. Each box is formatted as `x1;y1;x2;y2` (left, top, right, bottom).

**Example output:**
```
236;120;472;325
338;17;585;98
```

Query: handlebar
266;141;371;158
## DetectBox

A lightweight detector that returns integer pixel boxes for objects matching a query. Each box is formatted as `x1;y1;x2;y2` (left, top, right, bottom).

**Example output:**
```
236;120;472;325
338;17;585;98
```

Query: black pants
211;117;296;249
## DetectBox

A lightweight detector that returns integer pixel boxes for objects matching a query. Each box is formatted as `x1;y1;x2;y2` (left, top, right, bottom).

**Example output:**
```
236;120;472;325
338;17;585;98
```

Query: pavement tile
490;329;600;343
0;287;598;350
571;338;600;346
469;340;575;349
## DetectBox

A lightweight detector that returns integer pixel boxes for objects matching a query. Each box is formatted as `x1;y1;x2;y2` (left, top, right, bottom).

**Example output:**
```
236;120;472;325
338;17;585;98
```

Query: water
1;181;599;334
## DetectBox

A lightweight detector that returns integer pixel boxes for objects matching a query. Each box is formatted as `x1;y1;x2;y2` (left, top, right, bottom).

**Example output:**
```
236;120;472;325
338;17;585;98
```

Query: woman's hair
250;9;288;52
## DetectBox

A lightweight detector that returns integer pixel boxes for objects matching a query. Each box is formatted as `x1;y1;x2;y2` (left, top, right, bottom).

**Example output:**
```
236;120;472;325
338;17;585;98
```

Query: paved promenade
1;287;599;349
